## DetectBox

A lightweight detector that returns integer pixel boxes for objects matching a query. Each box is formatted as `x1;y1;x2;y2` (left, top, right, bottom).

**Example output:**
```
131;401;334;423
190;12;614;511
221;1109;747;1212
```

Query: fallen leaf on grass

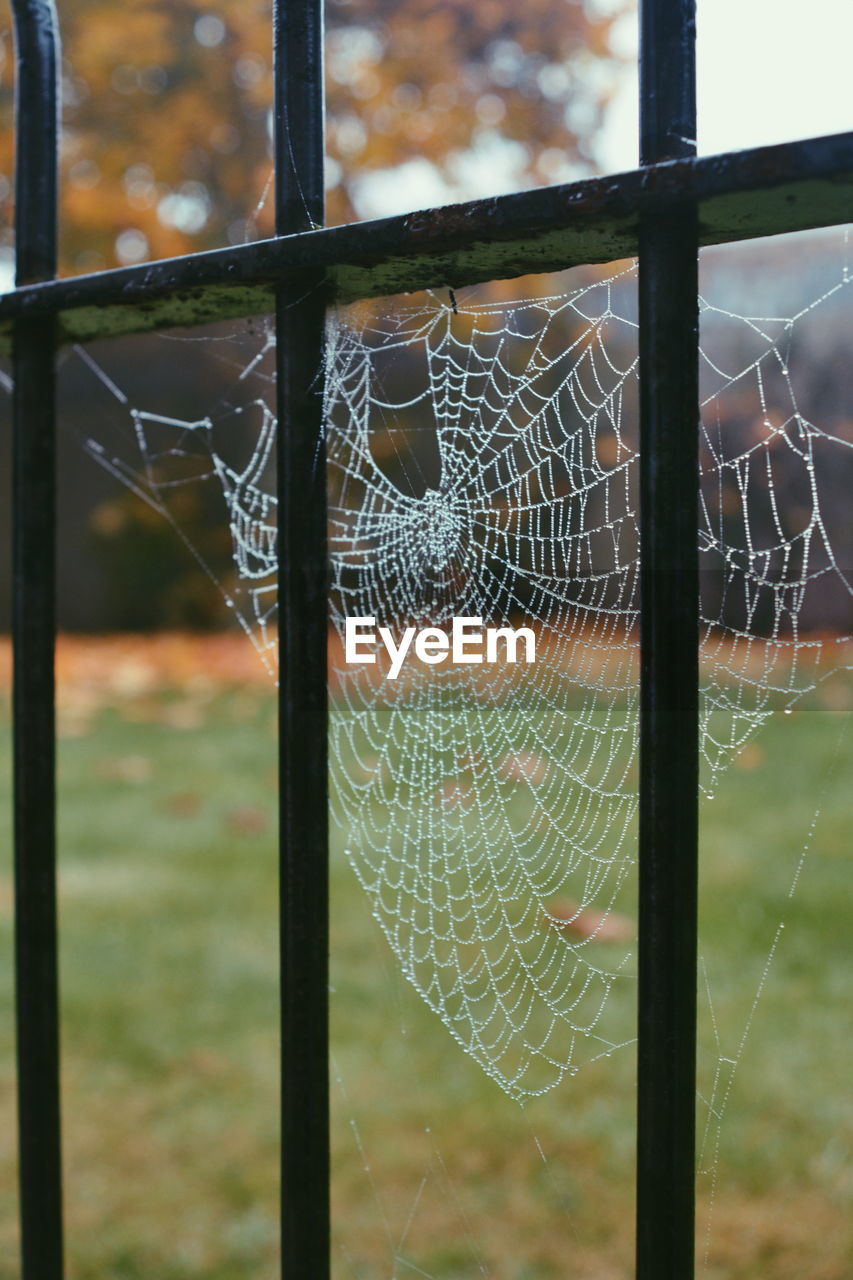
108;659;158;697
224;806;269;835
436;781;475;811
57;711;95;740
818;674;853;712
183;1047;230;1077
545;898;634;943
496;751;548;786
161;702;205;730
734;742;766;771
352;753;388;783
95;755;152;784
163;791;202;818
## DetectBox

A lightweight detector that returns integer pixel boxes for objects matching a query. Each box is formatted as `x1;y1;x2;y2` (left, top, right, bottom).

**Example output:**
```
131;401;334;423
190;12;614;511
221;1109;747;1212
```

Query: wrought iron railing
3;0;851;1276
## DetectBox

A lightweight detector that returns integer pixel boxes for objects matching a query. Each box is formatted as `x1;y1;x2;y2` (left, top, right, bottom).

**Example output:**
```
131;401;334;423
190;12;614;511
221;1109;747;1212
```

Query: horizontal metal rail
0;131;850;349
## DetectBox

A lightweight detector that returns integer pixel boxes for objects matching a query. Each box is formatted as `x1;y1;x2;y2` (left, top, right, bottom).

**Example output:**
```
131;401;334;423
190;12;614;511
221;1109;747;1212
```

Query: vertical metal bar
636;1;699;1277
273;0;325;237
273;0;329;1275
9;3;63;1279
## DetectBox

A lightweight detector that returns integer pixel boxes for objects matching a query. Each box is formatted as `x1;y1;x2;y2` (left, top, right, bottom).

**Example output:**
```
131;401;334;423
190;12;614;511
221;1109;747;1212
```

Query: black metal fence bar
10;2;64;1278
5;0;852;1274
273;0;330;1274
0;132;850;348
636;0;699;1275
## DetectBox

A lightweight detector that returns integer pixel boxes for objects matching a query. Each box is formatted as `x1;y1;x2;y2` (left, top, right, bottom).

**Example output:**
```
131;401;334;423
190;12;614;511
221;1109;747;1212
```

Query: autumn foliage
0;0;624;274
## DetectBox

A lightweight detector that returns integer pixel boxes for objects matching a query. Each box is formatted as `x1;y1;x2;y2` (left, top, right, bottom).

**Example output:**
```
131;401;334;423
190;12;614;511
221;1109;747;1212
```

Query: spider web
67;246;851;1101
326;275;640;1099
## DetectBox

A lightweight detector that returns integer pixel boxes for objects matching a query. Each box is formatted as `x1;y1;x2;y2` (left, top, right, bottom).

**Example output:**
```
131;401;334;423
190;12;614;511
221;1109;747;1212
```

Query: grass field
0;636;850;1278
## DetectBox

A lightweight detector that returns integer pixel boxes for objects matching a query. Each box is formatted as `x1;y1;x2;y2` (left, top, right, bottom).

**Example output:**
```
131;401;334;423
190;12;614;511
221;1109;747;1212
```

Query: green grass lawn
0;667;850;1278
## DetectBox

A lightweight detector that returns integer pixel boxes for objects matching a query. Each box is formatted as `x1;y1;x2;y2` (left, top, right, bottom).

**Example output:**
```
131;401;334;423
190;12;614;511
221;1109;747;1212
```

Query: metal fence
2;0;851;1276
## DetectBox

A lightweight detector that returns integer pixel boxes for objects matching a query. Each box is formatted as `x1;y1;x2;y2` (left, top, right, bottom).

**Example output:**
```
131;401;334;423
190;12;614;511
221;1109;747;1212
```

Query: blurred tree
0;0;276;274
324;0;622;220
0;0;626;275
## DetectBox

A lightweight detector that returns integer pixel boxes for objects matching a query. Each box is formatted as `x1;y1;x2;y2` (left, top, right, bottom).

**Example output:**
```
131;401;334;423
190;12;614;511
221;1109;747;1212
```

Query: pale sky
601;0;853;171
352;0;853;219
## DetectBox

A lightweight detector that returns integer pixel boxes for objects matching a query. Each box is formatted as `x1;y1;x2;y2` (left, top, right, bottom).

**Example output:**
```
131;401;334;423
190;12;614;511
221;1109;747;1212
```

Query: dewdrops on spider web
66;253;852;1098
